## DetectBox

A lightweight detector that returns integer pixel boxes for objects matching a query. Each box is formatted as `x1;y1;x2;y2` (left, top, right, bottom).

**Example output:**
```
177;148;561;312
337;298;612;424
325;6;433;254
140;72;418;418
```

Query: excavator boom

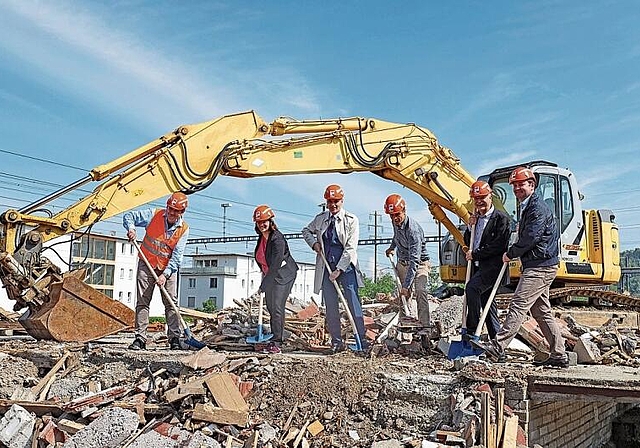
0;110;620;341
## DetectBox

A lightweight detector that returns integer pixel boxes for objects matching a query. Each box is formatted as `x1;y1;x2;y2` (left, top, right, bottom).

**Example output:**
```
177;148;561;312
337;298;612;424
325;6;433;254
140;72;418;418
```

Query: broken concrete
62;407;139;448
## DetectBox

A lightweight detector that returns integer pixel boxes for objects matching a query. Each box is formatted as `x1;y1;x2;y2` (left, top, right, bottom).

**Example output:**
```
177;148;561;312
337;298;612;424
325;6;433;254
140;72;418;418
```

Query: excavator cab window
560;176;575;232
536;174;558;217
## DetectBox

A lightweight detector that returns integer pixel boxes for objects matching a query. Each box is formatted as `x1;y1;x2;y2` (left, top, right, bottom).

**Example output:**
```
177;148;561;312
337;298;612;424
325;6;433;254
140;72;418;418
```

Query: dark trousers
264;279;294;343
465;271;500;338
321;267;366;345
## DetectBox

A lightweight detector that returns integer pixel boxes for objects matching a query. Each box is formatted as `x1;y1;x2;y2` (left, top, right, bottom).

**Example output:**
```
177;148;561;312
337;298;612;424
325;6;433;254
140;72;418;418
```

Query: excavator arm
0;110;476;341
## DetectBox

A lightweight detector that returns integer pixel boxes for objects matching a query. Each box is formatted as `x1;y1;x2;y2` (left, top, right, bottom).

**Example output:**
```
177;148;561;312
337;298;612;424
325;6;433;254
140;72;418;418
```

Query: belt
399;259;429;266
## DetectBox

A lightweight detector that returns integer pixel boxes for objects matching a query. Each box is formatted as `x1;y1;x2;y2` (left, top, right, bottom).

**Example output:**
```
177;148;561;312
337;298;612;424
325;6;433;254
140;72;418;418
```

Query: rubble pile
0;340;489;447
1;294;640;447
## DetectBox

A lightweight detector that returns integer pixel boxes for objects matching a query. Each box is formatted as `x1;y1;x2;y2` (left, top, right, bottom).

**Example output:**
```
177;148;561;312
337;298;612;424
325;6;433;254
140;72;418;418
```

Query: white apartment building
179;253;318;311
1;233;318;318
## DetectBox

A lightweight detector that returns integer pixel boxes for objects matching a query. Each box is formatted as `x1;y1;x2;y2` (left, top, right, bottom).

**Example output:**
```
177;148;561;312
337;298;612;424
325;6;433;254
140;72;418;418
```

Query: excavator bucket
19;271;135;343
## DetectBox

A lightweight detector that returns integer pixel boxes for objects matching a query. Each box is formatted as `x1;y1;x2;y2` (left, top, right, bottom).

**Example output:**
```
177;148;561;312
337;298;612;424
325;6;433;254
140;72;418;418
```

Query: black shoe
128;337;146;350
169;337;182;350
533;356;569;368
330;342;346;354
470;339;505;363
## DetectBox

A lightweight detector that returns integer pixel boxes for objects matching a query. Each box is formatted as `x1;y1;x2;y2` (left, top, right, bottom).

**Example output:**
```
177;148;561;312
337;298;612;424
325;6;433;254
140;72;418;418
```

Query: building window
129;269;134;280
106;241;116;261
130;245;134;255
188;278;196;288
127;292;132;303
188;296;196;308
120;268;125;279
209;278;218;288
121;244;126;254
196;260;203;267
118;291;123;301
242;279;245;288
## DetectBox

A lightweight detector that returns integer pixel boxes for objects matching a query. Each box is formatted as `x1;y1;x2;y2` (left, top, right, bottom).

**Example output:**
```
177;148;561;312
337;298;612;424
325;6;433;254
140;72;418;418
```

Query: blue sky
1;1;640;276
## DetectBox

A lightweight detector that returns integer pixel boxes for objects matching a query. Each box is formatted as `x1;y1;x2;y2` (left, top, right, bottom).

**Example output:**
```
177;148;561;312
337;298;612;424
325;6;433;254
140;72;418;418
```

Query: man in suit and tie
463;180;511;340
302;184;366;353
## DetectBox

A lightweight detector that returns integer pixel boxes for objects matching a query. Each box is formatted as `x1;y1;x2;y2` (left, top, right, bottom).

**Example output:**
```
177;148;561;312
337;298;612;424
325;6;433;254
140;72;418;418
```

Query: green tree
359;273;396;302
620;248;640;295
198;299;217;313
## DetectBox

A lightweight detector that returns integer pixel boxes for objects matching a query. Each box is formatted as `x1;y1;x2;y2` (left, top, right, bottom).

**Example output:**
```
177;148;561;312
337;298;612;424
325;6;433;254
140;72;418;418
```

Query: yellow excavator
0;110;623;342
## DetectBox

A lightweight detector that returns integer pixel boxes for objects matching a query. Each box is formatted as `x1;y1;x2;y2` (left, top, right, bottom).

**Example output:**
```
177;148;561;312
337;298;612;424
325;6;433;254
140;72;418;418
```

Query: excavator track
495;287;640;310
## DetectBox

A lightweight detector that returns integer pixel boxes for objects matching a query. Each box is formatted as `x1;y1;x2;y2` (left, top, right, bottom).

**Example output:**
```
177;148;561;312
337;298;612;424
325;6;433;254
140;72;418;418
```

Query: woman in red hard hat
253;204;299;354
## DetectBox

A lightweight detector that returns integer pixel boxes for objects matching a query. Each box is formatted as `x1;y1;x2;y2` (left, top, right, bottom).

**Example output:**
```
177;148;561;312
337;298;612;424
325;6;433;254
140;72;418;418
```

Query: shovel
387;254;413;317
447;262;508;359
320;252;364;352
132;240;206;349
246;291;273;344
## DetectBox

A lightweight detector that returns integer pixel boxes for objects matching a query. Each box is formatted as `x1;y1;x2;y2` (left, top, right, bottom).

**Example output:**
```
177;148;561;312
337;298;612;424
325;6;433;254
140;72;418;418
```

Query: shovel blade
246;325;273;344
447;339;483;360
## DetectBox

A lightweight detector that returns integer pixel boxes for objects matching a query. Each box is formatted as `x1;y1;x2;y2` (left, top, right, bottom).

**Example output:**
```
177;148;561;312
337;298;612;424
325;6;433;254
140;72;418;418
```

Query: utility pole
368;211;384;281
221;203;232;238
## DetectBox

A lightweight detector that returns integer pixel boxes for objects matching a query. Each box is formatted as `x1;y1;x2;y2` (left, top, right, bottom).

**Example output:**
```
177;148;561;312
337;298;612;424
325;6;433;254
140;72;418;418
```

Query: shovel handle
131;240;187;330
386;254;412;317
474;262;508;338
319;251;362;350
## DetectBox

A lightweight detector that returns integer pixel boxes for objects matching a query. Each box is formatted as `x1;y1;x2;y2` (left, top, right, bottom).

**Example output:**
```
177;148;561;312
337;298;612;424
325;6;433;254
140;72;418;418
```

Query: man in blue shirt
384;194;432;340
123;192;190;351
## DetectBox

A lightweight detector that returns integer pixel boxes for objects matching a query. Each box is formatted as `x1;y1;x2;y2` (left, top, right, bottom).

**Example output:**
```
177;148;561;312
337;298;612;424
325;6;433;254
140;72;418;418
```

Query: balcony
180;266;237;276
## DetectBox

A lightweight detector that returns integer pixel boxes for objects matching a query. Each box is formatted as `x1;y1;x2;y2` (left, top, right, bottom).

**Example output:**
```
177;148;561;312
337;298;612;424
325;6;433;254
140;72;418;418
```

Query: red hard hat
384;194;406;214
253;205;275;222
469;180;492;198
166;192;188;211
324;184;344;200
509;167;536;185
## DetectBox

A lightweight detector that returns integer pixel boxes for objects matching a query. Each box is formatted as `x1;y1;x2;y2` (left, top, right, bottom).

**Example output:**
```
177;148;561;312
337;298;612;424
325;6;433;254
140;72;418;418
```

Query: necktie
473;215;487;251
326;216;336;241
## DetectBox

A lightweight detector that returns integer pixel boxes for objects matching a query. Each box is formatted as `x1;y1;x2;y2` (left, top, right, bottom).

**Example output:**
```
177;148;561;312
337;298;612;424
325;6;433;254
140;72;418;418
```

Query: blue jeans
321;267;365;345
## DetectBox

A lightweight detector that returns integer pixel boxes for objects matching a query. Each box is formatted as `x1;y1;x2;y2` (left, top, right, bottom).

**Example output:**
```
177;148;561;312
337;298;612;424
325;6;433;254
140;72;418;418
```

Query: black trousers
465;271;501;338
265;278;295;343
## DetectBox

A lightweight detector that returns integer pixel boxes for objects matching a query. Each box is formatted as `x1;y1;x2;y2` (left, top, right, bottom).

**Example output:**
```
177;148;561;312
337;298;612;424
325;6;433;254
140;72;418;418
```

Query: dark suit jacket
254;229;299;292
464;209;511;284
506;192;559;268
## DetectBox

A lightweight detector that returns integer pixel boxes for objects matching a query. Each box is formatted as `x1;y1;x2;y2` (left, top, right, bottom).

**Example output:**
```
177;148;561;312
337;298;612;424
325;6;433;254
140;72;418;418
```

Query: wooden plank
192;403;247;426
481;391;490;448
31;352;70;398
502;415;519;448
488;423;496;448
0;400;63;417
204;373;249;412
496;388;505;447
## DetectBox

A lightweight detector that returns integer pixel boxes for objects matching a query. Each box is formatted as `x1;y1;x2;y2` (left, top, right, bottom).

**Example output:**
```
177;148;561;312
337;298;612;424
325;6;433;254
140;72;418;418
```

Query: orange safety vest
140;210;189;271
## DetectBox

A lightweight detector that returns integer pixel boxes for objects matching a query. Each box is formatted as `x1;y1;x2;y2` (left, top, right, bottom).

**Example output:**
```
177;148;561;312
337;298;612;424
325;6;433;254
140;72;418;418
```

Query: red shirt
256;236;269;275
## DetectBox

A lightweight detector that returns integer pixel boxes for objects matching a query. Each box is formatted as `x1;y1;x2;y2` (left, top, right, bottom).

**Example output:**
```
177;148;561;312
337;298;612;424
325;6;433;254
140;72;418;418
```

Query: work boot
470;339;506;363
128;337;146;351
533;355;569;368
329;341;346;354
169;337;183;350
